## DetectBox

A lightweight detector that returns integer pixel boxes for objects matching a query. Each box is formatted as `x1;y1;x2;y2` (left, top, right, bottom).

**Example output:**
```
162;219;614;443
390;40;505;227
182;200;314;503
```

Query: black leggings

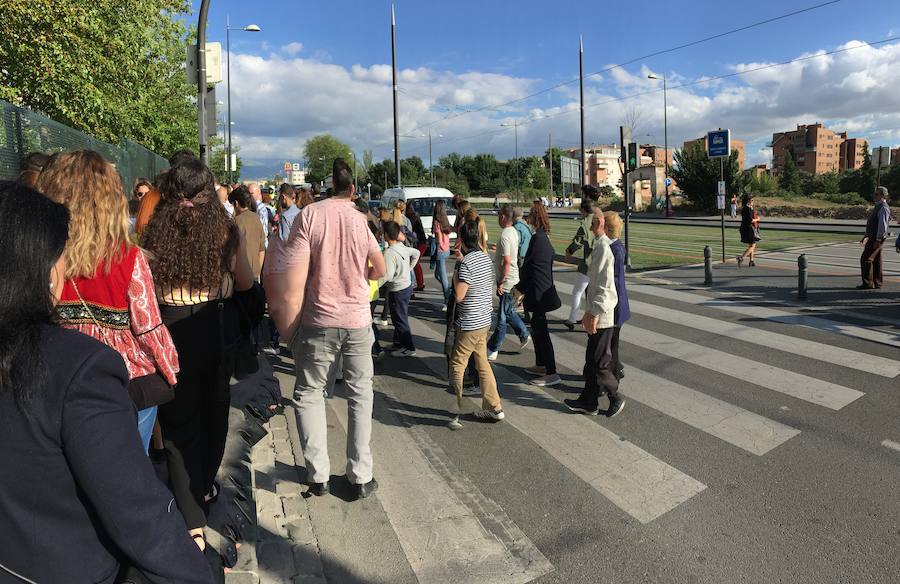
531;311;556;375
158;301;238;529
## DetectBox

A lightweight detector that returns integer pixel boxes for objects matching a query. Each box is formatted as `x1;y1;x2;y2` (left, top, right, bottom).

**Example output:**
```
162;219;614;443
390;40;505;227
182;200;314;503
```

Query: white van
381;186;457;236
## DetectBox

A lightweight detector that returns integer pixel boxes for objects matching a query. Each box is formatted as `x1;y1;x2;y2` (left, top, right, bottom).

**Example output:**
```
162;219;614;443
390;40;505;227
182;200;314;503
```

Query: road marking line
628;283;900;349
882;440;900;453
409;317;707;525
624;298;900;378
328;389;554;584
536;330;799;455
553;280;865;409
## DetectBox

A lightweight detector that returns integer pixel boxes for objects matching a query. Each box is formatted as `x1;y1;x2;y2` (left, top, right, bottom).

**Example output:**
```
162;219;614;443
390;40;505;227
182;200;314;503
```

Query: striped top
455;250;494;331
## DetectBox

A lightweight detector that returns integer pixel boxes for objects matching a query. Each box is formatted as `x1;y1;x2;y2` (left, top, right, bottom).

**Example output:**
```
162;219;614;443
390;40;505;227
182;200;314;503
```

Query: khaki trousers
449;326;502;412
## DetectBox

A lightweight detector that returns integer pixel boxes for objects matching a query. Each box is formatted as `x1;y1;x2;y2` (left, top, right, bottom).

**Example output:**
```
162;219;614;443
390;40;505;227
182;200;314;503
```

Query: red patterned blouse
56;246;179;386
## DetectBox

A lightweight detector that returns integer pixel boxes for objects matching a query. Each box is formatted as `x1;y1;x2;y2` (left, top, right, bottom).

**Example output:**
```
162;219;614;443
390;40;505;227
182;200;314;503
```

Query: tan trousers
449;326;502;412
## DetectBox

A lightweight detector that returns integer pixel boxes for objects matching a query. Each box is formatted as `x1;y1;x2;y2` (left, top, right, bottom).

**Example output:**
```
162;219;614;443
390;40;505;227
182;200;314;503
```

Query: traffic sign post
707;129;731;263
620;126;633;269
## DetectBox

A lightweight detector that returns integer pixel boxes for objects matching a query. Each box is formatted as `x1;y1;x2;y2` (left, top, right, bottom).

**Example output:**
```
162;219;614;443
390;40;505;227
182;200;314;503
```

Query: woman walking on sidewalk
407;204;428;292
564;199;596;331
604;211;630;380
432;200;453;306
737;194;760;267
515;202;562;387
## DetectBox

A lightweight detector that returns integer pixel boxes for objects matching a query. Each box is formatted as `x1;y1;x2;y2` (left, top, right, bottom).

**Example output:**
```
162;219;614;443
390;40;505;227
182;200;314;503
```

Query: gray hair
875;186;889;198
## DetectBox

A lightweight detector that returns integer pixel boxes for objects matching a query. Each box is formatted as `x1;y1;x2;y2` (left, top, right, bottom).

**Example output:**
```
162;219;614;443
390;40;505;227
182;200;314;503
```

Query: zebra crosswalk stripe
407;316;707;525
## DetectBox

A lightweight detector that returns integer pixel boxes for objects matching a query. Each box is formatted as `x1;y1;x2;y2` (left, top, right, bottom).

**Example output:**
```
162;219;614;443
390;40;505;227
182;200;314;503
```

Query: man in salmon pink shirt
264;159;385;501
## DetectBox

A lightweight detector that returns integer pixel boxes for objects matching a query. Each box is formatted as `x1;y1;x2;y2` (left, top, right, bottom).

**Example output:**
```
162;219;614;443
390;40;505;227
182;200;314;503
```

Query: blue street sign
707;129;731;158
665;178;672;187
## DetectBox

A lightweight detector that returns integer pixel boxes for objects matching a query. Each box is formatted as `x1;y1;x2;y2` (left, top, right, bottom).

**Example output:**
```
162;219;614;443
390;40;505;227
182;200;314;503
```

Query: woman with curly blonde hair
36;150;179;455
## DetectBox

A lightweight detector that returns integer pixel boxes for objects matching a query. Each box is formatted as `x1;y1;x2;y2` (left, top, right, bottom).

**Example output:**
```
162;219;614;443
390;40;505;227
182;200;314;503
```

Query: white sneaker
461;386;481;396
441;305;448;312
518;336;531;353
374;318;390;327
487;351;498;361
391;348;417;357
473;409;505;422
530;374;561;387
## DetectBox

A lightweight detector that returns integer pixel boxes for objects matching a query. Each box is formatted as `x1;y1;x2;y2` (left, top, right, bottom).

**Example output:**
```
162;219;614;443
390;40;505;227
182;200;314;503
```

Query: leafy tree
208;135;242;183
438;152;463;176
0;1;197;155
779;150;802;194
598;185;616;199
747;170;777;194
304;134;353;184
543;147;563;192
400;156;427;184
670;143;746;211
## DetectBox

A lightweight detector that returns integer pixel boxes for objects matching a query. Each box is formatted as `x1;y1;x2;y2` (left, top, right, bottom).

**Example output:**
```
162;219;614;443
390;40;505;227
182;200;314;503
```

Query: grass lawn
483;216;858;271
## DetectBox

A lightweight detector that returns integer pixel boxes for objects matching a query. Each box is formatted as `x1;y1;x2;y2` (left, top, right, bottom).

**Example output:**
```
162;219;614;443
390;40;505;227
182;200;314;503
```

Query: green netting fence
0;99;169;196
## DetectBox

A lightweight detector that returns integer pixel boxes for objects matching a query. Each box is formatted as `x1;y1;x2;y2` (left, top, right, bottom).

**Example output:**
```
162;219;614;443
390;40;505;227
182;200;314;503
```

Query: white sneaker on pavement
473;409;505;422
487;351;498;361
391;348;417;357
374;318;390;327
530;374;561;387
518;336;531;353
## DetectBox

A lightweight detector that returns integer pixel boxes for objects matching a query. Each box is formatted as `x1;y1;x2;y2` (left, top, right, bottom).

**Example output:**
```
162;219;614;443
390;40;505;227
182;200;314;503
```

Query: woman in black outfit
0;181;212;583
737;194;760;267
515;201;562;387
142;159;255;547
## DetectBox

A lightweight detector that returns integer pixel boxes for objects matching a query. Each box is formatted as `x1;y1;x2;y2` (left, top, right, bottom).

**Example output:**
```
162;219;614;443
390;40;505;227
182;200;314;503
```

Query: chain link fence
0;99;169;196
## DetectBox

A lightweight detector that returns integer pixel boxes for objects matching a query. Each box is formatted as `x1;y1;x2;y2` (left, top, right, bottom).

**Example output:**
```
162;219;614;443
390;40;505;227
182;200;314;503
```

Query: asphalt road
264;249;900;584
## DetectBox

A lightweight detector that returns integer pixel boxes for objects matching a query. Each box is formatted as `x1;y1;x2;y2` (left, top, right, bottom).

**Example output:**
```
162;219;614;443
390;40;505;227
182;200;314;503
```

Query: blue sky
194;0;900;179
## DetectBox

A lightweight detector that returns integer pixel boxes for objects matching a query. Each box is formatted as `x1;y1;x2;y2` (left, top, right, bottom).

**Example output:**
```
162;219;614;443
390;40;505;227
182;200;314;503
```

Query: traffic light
627;142;639;171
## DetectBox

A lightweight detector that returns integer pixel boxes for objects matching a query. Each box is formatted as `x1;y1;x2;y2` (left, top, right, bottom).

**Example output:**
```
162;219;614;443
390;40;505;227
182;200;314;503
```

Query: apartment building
640;145;674;170
771;123;867;174
682;136;746;170
564;145;624;194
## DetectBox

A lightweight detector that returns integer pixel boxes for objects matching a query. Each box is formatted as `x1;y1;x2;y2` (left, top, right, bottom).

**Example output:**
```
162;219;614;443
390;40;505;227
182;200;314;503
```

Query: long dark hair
0;181;69;410
142;159;239;291
433;200;451;233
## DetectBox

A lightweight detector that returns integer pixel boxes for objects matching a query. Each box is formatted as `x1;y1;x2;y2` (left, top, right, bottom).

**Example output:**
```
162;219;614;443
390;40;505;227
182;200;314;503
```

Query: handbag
70;280;174;410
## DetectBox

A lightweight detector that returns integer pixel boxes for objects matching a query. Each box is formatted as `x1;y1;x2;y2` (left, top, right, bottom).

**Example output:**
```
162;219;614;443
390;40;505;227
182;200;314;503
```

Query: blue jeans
433;250;451;304
488;292;529;353
137;406;158;454
389;285;415;350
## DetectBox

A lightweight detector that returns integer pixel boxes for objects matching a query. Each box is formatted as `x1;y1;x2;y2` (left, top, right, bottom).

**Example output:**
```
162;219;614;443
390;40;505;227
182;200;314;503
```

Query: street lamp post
226;16;261;183
648;74;669;215
501;121;519;201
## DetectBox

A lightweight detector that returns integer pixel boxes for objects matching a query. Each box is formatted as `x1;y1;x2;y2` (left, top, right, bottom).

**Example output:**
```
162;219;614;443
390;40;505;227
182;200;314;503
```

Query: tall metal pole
429;131;434;186
514;121;519;201
226;16;233;183
197;0;211;164
663;77;670;216
391;4;401;188
720;157;726;263
579;35;585;191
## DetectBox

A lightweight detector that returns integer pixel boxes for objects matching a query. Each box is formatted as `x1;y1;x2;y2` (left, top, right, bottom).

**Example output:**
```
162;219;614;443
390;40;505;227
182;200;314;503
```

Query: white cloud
228;39;900;178
281;42;304;56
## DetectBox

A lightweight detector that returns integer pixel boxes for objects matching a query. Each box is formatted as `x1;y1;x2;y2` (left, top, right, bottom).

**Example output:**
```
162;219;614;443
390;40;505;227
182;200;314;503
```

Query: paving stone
291;544;327;583
256;541;296;582
280;495;308;521
224;571;260;584
267;415;287;431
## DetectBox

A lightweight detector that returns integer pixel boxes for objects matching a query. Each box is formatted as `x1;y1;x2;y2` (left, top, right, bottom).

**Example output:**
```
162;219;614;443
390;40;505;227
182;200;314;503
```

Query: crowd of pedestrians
0;148;640;581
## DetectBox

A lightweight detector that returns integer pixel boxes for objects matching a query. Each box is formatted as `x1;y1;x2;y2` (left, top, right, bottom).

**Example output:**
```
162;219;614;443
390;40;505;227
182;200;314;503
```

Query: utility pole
391;4;401;188
579;35;585;191
429;131;434;186
196;0;211;164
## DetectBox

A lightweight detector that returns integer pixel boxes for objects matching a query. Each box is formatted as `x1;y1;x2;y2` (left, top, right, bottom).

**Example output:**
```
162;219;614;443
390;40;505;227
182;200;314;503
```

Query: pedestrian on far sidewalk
487;204;530;361
564;199;596;331
432;200;453;306
515;201;561;387
565;207;625;418
604;211;630;380
449;218;505;423
737;194;760;267
730;194;737;219
858;186;892;290
265;158;385;501
382;220;420;357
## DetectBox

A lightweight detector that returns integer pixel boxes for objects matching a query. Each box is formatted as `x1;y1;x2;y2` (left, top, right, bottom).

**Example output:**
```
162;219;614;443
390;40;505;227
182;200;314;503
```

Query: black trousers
531;311;556;375
860;238;885;288
612;326;624;380
389;285;415;350
159;301;237;529
580;327;619;407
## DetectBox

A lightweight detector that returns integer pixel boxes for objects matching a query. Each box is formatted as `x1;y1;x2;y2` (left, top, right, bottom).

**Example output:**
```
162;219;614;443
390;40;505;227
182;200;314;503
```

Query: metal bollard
704;245;713;285
798;254;808;300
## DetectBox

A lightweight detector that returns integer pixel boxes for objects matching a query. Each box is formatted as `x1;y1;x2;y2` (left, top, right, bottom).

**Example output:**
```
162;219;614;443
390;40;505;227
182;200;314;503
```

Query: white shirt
585;234;618;329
